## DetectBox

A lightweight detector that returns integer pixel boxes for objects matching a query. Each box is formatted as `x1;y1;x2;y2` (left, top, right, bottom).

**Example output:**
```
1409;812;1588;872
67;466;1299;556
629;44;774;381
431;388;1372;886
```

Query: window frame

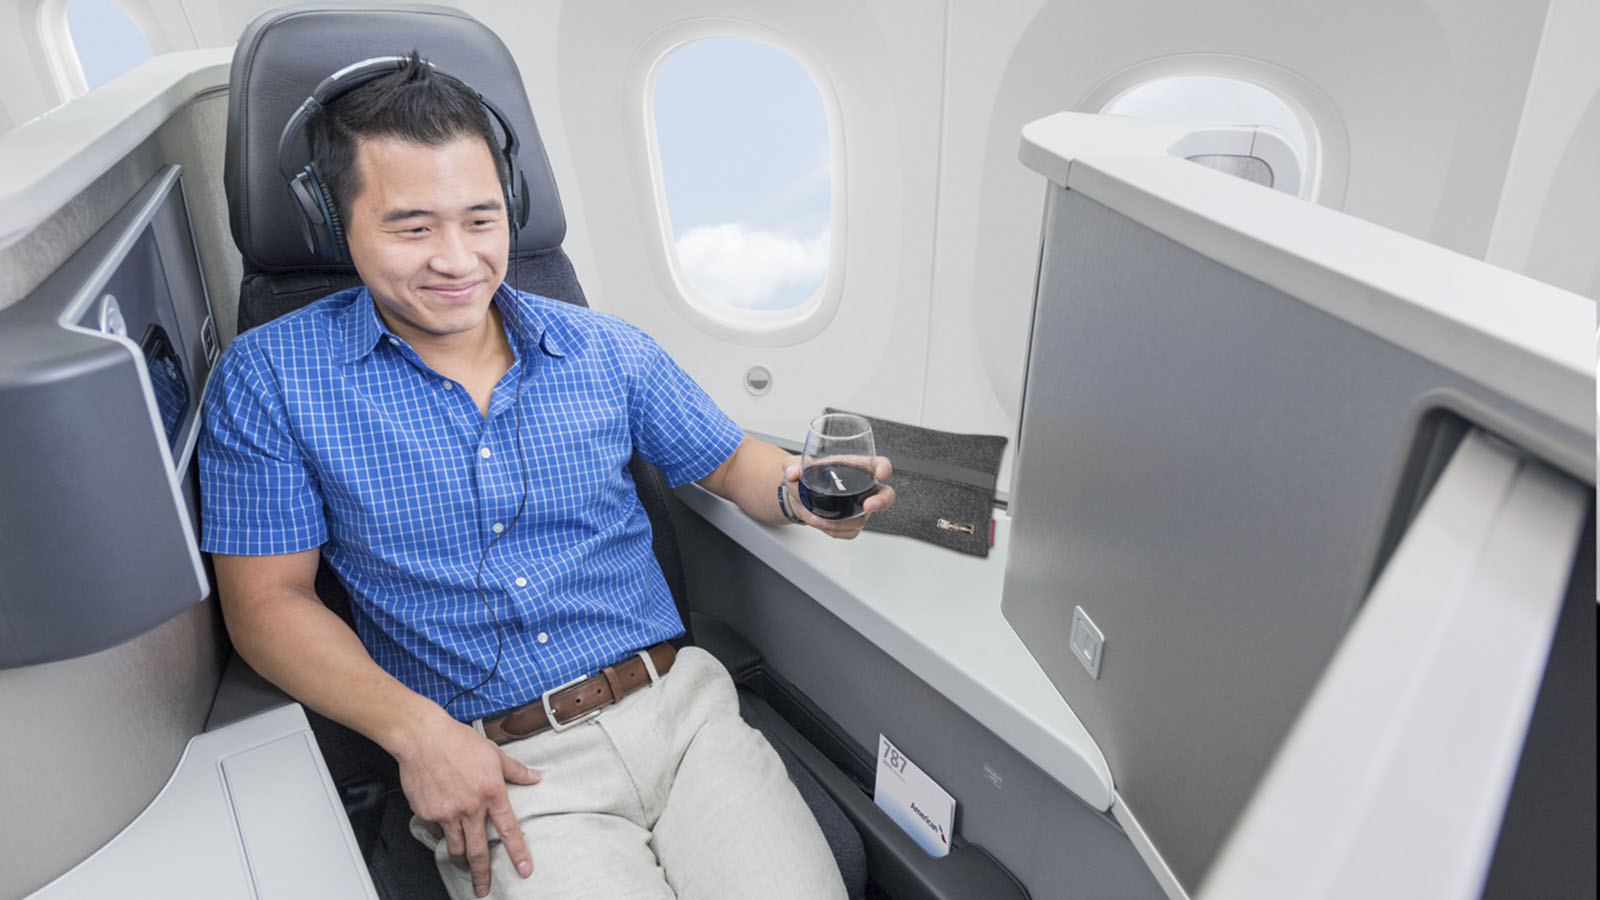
37;0;90;102
1079;54;1348;206
38;0;159;101
637;22;848;346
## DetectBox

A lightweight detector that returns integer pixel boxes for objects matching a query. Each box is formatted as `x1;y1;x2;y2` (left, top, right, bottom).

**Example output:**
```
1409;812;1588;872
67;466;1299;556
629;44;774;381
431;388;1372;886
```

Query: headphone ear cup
287;167;346;261
316;178;348;261
508;157;528;230
287;172;329;259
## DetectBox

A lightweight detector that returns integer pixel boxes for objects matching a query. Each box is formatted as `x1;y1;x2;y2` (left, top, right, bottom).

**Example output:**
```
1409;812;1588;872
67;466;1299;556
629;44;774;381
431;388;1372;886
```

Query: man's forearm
697;436;797;526
221;582;444;757
214;552;541;896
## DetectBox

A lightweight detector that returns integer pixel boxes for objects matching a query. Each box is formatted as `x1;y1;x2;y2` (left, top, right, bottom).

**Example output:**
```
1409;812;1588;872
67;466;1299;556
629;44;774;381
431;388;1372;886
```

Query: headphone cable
443;245;529;717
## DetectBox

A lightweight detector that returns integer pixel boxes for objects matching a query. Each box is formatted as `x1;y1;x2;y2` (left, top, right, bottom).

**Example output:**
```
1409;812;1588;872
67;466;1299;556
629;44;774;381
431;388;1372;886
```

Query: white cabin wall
0;1;76;132
499;0;942;444
115;0;205;52
1487;0;1600;301
17;0;1564;450
1412;0;1549;260
0;0;211;135
923;0;1555;472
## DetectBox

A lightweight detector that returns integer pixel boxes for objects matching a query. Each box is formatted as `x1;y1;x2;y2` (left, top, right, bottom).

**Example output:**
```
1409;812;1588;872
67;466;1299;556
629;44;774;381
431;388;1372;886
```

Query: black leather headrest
224;4;567;273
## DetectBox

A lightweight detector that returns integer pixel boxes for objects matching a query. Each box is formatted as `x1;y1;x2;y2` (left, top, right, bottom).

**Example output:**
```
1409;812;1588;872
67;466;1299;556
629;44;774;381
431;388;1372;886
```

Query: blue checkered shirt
199;285;743;721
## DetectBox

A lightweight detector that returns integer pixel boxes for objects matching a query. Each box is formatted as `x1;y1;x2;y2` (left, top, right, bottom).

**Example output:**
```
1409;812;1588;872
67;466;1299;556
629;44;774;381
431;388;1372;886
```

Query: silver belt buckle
542;674;603;732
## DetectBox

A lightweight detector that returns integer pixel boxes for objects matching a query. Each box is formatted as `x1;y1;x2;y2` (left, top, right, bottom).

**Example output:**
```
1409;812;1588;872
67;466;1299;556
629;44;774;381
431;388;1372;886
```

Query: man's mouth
424;281;482;302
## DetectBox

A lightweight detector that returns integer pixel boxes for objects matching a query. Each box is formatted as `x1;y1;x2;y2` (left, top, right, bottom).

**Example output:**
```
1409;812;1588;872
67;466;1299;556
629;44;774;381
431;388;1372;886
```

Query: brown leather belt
480;642;676;745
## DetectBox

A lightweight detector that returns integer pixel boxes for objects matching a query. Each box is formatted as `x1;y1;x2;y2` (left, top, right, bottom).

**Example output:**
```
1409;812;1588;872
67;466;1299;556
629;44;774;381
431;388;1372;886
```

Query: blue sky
653;38;832;311
67;0;154;89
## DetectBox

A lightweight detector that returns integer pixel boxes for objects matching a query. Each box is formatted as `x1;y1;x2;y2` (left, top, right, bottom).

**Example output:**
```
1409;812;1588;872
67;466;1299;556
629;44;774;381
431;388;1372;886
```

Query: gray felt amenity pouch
825;408;1007;557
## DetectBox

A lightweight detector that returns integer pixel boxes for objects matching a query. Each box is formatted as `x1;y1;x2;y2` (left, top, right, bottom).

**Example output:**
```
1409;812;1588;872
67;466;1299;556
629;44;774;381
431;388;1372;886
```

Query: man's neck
379;299;514;416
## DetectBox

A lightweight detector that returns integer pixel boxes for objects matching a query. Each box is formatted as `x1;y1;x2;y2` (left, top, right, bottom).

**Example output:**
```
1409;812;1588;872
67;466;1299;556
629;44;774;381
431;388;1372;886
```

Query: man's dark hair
309;50;509;221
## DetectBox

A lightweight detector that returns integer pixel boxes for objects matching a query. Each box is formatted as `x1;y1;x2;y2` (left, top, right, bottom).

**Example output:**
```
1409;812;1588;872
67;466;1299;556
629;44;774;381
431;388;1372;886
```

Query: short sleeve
622;329;743;486
198;342;328;555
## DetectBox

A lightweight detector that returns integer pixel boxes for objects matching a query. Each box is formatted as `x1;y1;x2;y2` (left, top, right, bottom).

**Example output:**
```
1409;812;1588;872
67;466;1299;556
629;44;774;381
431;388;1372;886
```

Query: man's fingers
499;750;542;785
875;456;894;480
489;795;534;879
462;817;493;898
443;822;468;872
864;484;895;513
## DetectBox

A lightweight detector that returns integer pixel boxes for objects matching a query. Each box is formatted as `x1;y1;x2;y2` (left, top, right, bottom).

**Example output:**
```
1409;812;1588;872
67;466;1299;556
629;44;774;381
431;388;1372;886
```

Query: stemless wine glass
798;413;880;520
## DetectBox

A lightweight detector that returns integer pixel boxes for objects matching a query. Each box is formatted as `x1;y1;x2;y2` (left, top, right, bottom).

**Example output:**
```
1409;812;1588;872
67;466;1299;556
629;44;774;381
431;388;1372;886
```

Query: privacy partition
1002;112;1595;898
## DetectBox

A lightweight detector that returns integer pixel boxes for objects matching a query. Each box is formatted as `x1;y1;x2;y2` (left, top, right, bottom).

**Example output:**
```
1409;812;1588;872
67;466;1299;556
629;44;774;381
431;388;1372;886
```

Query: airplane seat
220;5;867;898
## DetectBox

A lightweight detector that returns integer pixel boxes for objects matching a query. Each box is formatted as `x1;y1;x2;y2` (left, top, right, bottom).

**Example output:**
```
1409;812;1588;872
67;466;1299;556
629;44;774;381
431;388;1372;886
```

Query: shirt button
537;632;549;644
387;337;399;346
491;522;505;533
442;381;455;390
479;447;492;459
515;577;528;587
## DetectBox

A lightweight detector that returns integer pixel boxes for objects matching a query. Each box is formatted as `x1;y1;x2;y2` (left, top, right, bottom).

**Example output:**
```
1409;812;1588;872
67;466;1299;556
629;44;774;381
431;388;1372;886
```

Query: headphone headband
276;56;522;187
276;55;527;261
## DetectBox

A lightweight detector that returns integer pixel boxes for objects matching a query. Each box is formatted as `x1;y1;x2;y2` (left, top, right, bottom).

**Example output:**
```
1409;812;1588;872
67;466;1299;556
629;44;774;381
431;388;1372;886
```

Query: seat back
225;4;589;330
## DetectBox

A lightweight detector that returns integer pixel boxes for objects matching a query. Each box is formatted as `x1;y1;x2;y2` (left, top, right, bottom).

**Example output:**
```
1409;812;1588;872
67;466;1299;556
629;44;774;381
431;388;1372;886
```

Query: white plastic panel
222;733;374;900
1017;111;1594;469
1104;75;1308;187
675;483;1115;810
28;703;376;900
1201;432;1590;899
0;49;231;250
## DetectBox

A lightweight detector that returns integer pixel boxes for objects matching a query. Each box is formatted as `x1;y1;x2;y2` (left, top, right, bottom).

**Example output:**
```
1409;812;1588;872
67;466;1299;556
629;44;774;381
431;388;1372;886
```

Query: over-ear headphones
276;55;530;262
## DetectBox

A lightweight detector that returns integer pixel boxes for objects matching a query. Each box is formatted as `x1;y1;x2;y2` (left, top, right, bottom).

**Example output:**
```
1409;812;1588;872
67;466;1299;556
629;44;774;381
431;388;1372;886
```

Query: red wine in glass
799;461;879;519
799;413;879;520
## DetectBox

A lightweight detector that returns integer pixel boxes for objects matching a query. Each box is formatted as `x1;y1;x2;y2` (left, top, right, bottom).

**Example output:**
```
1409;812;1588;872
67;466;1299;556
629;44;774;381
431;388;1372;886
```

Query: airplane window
652;38;832;313
1104;75;1308;171
66;0;154;90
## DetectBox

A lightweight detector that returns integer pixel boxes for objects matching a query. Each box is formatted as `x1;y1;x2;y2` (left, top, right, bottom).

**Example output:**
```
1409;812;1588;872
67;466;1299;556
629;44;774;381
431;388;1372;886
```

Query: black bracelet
777;481;802;523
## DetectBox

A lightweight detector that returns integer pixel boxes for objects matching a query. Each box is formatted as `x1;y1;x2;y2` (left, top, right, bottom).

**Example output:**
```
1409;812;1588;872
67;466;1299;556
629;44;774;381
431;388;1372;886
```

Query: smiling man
199;53;892;900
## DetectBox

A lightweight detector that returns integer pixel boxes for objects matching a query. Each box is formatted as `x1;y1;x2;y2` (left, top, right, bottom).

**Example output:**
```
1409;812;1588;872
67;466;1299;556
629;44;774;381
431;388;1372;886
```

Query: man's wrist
776;480;803;524
375;694;459;761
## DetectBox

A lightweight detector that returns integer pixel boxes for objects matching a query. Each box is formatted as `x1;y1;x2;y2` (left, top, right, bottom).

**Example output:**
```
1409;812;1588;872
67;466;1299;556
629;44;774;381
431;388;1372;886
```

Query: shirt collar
493;283;567;359
334;284;567;364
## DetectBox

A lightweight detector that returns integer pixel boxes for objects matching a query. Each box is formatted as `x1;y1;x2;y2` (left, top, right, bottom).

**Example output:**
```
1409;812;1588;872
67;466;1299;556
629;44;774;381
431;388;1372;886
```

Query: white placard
873;734;955;858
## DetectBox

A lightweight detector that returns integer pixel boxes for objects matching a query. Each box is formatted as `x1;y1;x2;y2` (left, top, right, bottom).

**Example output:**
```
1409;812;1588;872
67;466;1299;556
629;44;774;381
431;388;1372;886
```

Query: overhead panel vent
1186;153;1275;188
1103;74;1307;196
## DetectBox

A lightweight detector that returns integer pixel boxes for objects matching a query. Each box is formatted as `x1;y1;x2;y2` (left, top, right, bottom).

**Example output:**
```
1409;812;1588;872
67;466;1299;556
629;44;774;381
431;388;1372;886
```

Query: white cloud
675;223;829;310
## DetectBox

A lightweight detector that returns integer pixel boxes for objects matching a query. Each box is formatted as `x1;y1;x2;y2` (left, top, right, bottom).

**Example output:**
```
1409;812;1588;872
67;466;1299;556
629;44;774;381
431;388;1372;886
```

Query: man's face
343;134;509;346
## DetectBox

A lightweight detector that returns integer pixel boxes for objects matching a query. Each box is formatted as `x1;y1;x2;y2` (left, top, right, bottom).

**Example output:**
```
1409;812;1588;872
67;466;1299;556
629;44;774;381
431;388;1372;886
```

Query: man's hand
698;437;896;534
783;456;896;539
396;711;542;898
213;553;540;897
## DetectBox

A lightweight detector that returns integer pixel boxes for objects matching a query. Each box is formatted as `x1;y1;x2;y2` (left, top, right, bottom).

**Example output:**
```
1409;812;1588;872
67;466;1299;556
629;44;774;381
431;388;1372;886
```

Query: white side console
675;483;1114;811
28;704;377;900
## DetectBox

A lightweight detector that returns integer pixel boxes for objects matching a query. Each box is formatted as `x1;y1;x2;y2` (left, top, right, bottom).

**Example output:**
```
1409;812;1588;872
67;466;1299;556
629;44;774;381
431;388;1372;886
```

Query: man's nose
430;226;476;274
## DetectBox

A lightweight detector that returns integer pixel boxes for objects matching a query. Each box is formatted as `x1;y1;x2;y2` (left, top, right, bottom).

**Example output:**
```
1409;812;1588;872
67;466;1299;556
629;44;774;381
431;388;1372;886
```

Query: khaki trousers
410;647;848;900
